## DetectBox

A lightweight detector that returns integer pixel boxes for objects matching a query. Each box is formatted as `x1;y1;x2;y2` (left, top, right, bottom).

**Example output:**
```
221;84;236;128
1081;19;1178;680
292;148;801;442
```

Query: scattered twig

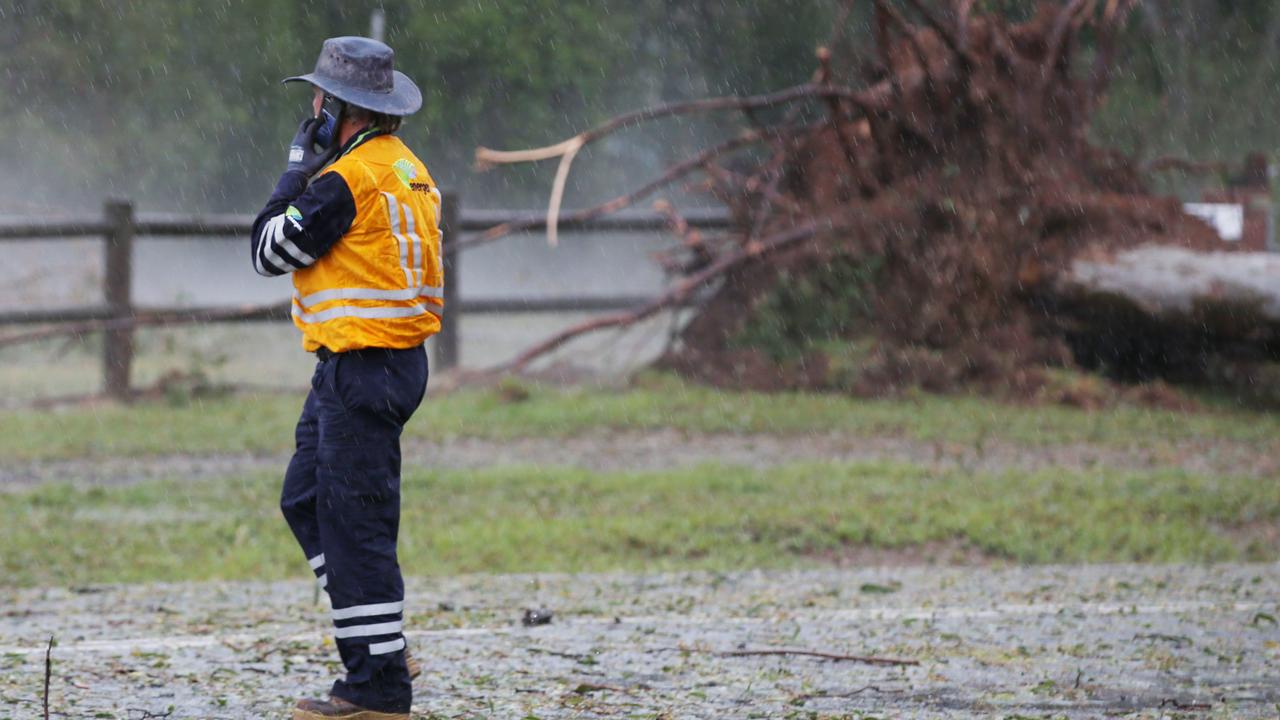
1133;632;1192;647
1159;698;1212;711
792;684;883;704
720;648;919;667
573;682;632;695
126;708;176;719
524;646;592;662
43;636;53;720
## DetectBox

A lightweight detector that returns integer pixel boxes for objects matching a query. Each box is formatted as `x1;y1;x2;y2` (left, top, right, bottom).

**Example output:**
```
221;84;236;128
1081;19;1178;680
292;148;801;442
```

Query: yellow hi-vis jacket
251;130;444;353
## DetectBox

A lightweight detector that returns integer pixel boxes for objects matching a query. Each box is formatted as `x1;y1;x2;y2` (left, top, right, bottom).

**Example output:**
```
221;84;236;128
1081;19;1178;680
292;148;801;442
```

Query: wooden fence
0;198;730;399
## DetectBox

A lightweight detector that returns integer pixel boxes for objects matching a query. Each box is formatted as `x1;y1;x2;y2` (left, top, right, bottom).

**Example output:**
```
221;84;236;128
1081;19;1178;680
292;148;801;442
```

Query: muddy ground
1;564;1276;719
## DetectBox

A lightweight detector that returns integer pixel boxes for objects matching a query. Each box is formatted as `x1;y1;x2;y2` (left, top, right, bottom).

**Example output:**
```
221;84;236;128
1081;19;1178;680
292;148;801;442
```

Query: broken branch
475;84;883;245
476;83;882;170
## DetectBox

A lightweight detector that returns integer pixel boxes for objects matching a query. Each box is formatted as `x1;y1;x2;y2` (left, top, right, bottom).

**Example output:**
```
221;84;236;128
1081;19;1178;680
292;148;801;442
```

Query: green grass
2;461;1275;587
2;374;1277;462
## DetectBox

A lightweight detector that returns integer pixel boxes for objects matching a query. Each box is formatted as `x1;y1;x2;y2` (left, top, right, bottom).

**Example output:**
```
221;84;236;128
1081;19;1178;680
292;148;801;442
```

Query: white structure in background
1183;202;1245;242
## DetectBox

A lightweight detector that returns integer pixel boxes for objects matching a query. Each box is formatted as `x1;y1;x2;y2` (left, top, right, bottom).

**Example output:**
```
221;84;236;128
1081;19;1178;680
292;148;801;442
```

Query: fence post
103;199;135;401
437;192;461;370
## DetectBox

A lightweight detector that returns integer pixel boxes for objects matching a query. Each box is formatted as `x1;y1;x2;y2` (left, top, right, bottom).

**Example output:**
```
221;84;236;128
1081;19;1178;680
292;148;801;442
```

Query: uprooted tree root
476;0;1265;399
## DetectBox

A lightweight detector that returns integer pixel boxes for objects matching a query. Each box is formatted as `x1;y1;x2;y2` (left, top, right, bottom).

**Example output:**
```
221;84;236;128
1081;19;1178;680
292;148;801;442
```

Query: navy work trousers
280;345;427;713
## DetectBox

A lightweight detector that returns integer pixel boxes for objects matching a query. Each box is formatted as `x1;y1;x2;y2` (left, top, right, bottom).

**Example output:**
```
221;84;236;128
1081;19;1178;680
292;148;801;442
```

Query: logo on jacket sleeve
285;205;304;231
392;158;417;189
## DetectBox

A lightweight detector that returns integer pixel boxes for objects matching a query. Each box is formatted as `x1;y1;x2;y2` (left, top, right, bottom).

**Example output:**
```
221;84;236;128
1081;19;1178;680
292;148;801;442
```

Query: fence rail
0;198;731;399
0;208;732;240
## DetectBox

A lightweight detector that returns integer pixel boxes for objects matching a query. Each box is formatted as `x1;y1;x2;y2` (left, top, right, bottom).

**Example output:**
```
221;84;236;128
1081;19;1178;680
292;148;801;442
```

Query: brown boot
292;696;408;720
404;646;422;680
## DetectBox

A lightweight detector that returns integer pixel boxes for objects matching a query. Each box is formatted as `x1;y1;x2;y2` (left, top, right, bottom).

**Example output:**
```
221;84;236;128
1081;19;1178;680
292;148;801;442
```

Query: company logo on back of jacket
251;132;445;354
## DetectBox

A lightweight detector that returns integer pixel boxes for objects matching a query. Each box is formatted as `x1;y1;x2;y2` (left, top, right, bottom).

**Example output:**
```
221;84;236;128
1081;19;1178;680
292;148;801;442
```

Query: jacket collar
337;125;386;158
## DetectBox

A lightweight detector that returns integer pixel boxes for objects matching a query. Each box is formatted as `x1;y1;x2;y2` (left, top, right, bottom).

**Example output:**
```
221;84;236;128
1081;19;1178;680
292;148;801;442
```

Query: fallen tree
477;0;1280;396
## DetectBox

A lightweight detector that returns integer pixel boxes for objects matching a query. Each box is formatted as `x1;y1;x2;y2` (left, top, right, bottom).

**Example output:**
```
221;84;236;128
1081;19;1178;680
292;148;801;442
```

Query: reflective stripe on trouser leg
313;347;427;714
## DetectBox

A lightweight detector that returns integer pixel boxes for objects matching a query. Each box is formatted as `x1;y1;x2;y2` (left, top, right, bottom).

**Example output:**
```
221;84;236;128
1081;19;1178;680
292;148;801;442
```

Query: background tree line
1;0;1277;214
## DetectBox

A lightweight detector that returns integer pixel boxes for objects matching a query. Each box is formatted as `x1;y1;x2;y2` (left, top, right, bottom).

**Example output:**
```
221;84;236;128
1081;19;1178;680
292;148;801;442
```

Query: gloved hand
286;117;340;177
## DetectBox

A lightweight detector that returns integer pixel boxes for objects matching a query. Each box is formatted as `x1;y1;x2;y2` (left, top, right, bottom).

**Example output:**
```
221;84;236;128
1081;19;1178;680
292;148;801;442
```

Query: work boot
293;695;408;720
404;646;422;680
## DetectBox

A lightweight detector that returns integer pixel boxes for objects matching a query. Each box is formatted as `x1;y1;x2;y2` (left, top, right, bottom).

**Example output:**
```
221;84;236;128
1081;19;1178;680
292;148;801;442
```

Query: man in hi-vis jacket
250;36;442;720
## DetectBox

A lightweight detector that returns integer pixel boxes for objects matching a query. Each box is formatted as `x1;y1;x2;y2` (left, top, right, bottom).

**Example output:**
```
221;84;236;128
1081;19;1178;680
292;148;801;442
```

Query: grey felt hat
283;36;422;116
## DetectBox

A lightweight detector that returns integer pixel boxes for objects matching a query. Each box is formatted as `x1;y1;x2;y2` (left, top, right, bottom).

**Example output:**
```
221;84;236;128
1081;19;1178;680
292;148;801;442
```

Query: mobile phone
314;95;345;149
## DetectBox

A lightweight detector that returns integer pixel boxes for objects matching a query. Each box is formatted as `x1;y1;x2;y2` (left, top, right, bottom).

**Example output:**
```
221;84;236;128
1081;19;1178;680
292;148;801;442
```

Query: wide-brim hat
283;36;422;116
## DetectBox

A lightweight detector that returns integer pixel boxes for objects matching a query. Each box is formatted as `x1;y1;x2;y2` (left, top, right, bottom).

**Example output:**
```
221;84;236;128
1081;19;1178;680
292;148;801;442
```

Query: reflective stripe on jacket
251;131;444;353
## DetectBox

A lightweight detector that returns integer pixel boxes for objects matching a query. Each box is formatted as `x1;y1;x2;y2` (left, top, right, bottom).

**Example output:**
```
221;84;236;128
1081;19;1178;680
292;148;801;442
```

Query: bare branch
873;0;939;97
747;148;795;240
1089;0;1143;105
654;200;717;274
653;199;706;252
816;46;874;194
476;83;883;171
460;127;816;252
544;137;584;247
1039;0;1095;97
475;84;884;245
495;220;830;373
901;0;974;65
826;0;860;58
955;0;977;51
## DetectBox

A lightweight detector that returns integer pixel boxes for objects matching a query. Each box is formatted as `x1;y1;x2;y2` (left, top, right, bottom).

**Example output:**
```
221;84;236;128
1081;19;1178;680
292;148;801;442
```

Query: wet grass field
4;373;1278;461
2;376;1277;588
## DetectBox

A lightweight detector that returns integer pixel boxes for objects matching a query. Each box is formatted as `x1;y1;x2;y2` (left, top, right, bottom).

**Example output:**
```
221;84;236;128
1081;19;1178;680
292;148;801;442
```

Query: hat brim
282;70;422;117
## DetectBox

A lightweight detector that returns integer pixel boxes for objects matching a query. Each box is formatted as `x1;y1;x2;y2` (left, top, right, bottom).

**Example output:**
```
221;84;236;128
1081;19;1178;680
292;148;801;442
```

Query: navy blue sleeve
250;170;357;277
